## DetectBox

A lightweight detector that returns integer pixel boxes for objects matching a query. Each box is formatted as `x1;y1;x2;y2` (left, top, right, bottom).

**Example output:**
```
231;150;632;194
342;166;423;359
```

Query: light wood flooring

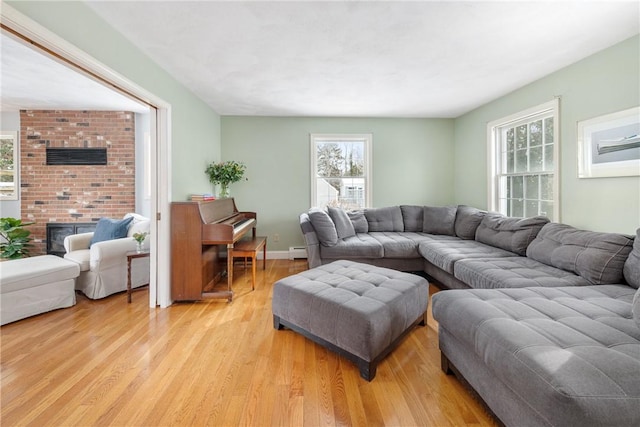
1;259;497;426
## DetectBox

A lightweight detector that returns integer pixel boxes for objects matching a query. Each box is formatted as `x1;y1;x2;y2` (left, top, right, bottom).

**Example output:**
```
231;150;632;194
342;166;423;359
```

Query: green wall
221;117;454;251
7;1;221;200
454;35;640;234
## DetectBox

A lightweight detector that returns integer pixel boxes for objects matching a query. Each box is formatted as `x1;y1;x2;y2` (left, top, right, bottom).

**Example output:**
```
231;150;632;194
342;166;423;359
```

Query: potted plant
0;217;35;259
205;160;247;198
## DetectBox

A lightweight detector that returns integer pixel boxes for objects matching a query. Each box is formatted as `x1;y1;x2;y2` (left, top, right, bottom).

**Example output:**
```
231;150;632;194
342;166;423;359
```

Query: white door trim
1;3;173;308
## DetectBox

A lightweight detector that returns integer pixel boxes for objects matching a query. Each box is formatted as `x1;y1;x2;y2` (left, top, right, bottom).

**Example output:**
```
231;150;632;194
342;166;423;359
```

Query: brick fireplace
20;110;136;255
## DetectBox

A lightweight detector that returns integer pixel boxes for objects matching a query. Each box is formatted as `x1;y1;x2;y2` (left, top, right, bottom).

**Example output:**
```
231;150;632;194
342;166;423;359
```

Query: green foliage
205;160;247;185
0;217;35;259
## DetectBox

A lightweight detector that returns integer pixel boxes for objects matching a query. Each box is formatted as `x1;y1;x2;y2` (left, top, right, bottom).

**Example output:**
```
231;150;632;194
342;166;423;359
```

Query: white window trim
310;133;372;209
0;131;19;201
487;99;560;220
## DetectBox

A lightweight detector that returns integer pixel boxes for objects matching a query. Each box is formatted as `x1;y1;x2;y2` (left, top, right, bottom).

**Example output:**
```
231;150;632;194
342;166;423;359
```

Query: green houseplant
0;217;34;259
205;160;247;198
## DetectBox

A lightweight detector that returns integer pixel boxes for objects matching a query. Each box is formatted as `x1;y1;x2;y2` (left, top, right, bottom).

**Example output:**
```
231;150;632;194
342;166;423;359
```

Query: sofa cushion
633;288;640;329
432;285;640;427
369;232;430;258
454;256;592;288
527;223;634;285
422;205;457;235
475;213;548;256
308;208;338;247
400;205;424;232
320;233;383;259
624;228;640;289
454;205;486;240
90;216;134;247
419;238;518;274
365;206;403;232
347;210;368;233
328;207;356;239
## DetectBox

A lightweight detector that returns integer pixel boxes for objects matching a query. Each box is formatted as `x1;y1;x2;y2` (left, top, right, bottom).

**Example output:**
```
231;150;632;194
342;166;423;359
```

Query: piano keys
170;198;257;302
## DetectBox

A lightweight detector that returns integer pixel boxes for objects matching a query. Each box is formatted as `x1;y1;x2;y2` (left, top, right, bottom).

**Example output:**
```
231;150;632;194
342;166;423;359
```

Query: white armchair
63;214;150;299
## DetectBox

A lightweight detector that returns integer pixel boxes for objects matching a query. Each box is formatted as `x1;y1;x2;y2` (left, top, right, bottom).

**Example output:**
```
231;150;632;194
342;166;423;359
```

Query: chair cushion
125;213;150;237
90;216;134;247
328;207;356;239
423;205;457;235
475;213;549;256
527;223;634;285
308;208;338;247
365;206;403;232
624;228;640;289
64;249;90;271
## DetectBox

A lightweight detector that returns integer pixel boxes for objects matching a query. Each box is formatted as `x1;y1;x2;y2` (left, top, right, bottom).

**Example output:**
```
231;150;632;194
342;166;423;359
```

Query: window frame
487;99;560;220
0;130;19;201
310;133;372;209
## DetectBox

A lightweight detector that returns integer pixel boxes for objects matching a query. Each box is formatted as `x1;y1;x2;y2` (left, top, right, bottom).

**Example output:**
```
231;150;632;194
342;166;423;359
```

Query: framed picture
577;106;640;178
0;131;19;200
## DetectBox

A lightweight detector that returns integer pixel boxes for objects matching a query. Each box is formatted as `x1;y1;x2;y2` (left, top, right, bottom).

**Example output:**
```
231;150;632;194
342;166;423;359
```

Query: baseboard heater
288;246;307;260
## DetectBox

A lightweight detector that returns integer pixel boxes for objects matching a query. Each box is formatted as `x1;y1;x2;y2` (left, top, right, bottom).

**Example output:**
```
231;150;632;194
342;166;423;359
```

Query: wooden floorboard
1;259;497;426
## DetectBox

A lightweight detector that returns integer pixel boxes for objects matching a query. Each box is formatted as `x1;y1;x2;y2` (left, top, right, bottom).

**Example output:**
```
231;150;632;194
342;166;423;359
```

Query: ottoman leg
273;315;283;330
358;361;376;382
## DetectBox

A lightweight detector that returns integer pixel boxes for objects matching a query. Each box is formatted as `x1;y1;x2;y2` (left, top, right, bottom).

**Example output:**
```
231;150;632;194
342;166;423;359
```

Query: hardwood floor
1;260;496;426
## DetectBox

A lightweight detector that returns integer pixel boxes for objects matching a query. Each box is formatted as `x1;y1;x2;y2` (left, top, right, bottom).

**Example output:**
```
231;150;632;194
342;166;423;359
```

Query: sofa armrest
89;237;138;268
64;232;94;253
300;213;322;268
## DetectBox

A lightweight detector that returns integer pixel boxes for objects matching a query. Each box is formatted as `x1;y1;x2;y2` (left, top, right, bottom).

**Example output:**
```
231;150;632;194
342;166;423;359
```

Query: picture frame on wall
577;106;640;178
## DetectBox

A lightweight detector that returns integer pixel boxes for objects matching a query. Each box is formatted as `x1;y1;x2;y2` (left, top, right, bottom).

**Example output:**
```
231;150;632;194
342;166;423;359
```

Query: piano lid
197;198;239;224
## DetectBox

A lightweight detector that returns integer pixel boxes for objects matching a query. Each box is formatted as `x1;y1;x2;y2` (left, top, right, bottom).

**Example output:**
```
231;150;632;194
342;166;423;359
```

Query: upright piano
170;198;256;302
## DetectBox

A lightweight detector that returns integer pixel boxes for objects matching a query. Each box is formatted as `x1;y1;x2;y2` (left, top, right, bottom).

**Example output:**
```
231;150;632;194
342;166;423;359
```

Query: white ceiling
0;32;149;113
84;0;640;118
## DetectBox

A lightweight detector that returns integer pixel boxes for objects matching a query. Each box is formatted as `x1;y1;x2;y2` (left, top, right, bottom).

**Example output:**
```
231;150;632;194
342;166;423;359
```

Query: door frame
1;4;173;307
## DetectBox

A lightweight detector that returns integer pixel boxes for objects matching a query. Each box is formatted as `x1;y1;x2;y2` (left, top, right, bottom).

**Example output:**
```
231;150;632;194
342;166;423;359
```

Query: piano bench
232;236;267;290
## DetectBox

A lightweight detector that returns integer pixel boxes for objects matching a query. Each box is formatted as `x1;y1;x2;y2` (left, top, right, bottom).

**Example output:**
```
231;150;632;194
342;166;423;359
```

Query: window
488;100;559;220
0;131;18;201
310;134;372;209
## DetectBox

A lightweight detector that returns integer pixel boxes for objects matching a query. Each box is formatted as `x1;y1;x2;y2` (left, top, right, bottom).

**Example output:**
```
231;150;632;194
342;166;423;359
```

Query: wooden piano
170;197;256;302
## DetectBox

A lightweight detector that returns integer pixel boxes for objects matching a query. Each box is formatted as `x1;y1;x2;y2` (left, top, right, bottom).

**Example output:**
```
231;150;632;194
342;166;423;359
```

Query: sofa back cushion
308;208;338;246
365;206;403;232
347;210;368;233
526;223;634;285
423;206;457;235
400;205;424;232
327;207;356;239
623;228;640;289
633;288;640;329
475;213;549;256
454;205;486;240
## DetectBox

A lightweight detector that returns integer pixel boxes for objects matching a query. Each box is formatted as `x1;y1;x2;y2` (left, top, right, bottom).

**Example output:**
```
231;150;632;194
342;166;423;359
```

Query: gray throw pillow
347;210;368;233
90;216;134;247
423;205;457;235
527;223;634;285
455;205;486;239
365;206;403;232
327;207;356;239
308;208;338;247
400;205;424;232
633;287;640;329
476;213;549;256
623;228;640;289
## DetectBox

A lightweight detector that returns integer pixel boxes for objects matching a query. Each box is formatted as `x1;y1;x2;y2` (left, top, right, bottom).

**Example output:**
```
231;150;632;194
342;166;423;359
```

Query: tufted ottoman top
272;260;429;364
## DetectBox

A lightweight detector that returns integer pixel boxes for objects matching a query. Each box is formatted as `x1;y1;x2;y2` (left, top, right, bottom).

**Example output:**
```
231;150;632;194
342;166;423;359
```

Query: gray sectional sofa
299;204;640;426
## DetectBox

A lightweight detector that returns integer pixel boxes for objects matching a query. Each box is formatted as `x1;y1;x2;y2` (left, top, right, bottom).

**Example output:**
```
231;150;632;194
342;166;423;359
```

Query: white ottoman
0;255;80;325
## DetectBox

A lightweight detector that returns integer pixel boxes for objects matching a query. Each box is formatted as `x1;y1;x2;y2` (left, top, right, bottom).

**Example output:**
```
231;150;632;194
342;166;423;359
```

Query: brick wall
20;110;136;255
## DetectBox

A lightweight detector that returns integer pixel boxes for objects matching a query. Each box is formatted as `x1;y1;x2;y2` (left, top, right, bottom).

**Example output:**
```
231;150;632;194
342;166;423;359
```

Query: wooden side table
126;250;150;303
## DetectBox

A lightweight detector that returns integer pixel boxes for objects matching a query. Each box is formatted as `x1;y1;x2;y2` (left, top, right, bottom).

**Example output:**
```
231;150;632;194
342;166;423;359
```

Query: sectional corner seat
299;204;640;426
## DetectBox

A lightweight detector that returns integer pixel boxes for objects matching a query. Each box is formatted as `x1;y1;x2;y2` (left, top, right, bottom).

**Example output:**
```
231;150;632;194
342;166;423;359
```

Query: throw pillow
454;205;486;239
90;216;134;247
347;210;368;233
623;228;640;289
423;205;457;235
308;208;338;247
400;205;424;232
327;207;356;239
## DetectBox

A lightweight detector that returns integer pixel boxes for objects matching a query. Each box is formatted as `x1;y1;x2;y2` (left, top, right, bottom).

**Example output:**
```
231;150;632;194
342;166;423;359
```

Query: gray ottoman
272;260;429;380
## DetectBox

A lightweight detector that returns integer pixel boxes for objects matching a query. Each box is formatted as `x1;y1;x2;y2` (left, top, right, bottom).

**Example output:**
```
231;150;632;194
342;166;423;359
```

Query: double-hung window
488;100;559;220
310;134;372;209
